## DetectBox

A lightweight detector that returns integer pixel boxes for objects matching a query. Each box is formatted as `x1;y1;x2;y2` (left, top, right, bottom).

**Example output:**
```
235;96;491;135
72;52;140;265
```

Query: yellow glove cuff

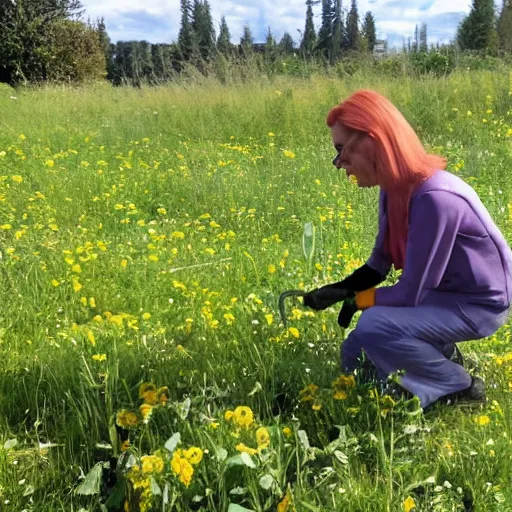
355;288;376;310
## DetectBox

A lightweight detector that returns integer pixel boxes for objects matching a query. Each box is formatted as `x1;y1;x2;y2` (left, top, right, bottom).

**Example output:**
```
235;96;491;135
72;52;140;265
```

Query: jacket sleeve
366;190;393;276
375;190;464;307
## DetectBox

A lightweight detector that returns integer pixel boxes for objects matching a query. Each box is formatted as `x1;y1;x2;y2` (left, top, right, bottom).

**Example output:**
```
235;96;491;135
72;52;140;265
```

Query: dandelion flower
141;455;164;474
116;410;138;428
476;415;491;426
256;427;270;449
140;403;153;419
236;443;258;455
233;406;254;429
184;447;203;465
403;496;416;512
288;327;299;338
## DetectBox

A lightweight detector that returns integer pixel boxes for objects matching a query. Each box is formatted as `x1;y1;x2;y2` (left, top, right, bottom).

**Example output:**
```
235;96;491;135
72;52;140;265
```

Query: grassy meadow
1;70;512;511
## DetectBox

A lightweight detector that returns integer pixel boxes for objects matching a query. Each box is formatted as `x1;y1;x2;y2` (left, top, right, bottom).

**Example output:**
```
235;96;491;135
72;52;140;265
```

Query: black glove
337;295;358;328
305;264;388;323
303;286;351;310
330;264;388;292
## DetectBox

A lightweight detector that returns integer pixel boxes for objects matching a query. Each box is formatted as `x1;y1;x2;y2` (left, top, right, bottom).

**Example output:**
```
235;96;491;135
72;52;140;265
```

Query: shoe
448;344;464;366
440;376;487;407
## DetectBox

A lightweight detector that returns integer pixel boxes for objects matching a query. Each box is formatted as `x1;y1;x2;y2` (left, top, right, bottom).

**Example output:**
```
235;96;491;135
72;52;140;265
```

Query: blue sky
81;0;472;49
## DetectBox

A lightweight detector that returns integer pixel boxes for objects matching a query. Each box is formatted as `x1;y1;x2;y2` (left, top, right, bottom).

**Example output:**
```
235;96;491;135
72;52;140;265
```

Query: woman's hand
303;286;353;310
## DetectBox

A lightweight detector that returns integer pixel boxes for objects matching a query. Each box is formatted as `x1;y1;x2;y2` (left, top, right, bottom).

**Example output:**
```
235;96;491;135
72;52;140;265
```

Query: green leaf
216;448;228;461
298;430;310;450
258;474;274;490
75;463;103;495
176;397;191;420
229;487;247;495
104;480;126;509
333;450;349;464
226;455;244;466
228;504;255;512
3;439;18;450
150;477;161;496
240;452;256;468
164;432;181;453
302;221;316;266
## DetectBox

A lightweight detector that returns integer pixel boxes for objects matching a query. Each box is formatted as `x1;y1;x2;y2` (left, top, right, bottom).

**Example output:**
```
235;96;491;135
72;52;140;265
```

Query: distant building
374;39;388;57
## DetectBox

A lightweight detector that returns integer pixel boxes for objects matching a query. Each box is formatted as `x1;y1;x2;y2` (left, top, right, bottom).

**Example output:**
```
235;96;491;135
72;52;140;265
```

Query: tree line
0;0;511;86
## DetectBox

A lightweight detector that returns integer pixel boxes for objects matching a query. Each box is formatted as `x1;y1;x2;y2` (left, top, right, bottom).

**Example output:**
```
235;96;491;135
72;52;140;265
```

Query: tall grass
0;68;512;511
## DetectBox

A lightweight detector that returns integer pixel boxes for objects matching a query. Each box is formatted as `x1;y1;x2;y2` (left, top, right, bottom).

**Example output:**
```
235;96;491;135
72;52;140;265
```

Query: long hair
326;89;446;269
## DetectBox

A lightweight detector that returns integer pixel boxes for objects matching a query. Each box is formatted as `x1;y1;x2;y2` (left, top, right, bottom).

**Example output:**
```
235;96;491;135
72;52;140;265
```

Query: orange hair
326;89;446;269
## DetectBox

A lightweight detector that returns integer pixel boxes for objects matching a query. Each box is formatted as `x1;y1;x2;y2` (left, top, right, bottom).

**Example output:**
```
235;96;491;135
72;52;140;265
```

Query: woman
304;89;512;409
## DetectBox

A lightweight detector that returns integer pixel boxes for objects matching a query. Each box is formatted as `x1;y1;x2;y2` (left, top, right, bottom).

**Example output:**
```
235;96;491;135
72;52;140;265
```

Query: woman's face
330;122;378;188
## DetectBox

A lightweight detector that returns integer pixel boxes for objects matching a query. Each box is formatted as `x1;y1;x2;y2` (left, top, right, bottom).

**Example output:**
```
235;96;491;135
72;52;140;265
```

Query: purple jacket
368;171;512;332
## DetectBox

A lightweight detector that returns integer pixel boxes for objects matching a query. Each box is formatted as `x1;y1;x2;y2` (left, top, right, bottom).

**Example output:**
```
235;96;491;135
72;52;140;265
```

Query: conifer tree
345;0;360;50
330;0;344;61
498;0;512;52
457;0;498;52
278;32;295;54
361;11;376;53
300;0;317;58
217;15;232;55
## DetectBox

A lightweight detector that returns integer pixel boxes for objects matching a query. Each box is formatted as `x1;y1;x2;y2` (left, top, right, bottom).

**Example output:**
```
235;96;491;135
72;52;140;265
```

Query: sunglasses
332;144;344;165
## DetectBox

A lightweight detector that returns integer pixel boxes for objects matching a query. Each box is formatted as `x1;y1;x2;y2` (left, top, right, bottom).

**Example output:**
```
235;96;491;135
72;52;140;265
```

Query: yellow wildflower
92;354;107;362
121;440;131;452
288;327;299;338
139;383;158;405
116;410;138;428
277;493;291;512
256;427;270;449
475;415;491;426
11;175;23;183
224;410;234;421
184;447;203;465
299;384;318;402
282;149;295;159
403;496;416;512
265;314;273;325
171;450;194;486
233;406;254;429
157;386;169;404
282;427;292;438
141;455;164;474
236;443;258;455
140;403;153;419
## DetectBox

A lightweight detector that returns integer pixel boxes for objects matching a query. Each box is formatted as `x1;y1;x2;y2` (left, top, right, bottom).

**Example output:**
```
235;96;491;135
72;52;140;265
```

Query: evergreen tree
316;0;333;59
498;0;512;52
217;15;232;55
278;32;295;54
178;0;194;61
419;22;428;52
97;17;113;79
330;0;344;61
300;0;317;58
192;0;216;61
457;0;498;52
345;0;360;51
361;11;376;53
240;24;253;56
264;26;277;61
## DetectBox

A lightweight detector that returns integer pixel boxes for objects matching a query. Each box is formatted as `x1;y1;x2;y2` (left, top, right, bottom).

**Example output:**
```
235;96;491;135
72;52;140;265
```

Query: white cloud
81;0;472;48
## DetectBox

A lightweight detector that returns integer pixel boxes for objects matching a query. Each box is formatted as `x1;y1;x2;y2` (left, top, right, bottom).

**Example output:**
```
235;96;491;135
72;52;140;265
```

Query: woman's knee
356;306;390;338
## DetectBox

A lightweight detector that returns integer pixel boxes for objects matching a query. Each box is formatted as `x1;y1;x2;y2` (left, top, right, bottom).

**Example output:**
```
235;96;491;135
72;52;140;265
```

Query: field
1;70;512;511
